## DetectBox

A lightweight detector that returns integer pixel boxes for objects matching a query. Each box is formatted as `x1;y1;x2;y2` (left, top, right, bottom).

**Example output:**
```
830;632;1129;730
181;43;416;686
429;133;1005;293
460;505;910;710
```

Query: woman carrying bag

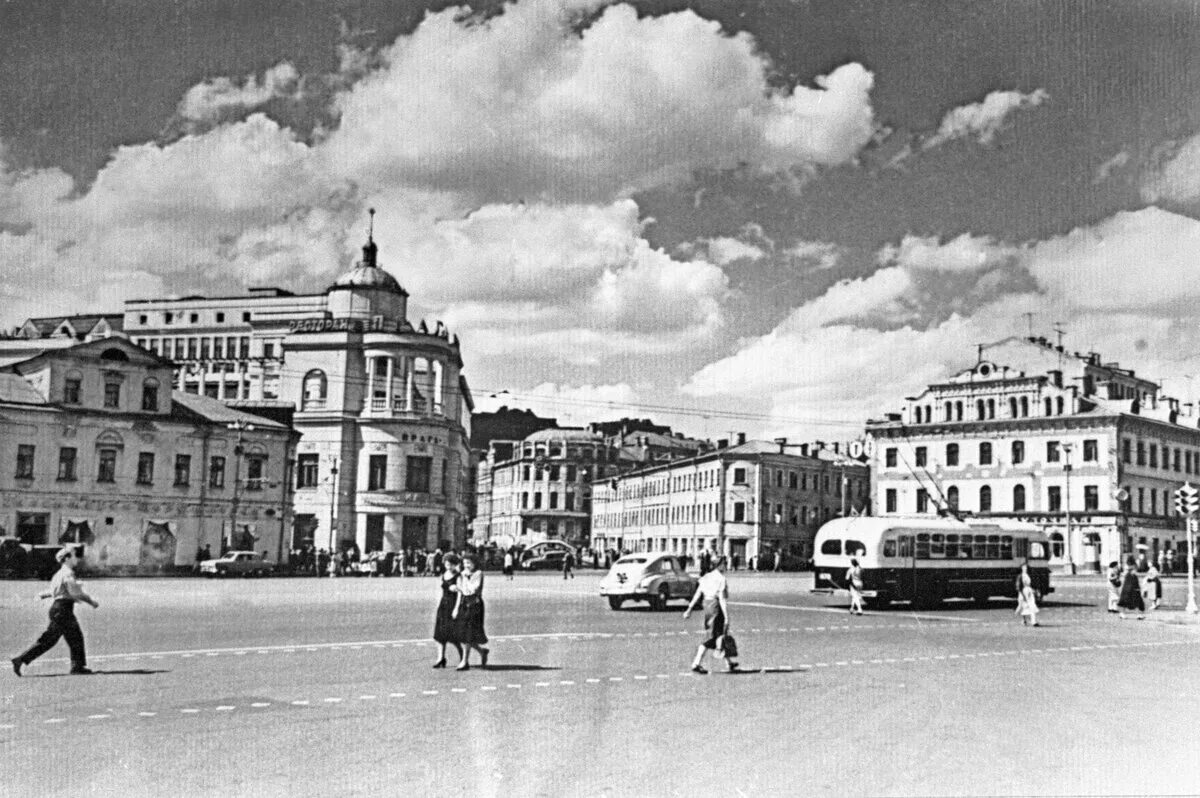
683;555;739;674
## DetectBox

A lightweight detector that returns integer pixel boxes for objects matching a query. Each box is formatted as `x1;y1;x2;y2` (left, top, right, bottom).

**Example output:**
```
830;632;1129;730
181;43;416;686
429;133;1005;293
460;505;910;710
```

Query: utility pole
1061;441;1075;575
227;420;255;552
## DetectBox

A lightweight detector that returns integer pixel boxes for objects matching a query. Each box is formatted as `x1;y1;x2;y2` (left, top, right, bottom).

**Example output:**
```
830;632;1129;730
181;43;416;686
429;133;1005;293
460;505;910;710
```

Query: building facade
868;336;1196;572
590;440;869;564
0;337;297;573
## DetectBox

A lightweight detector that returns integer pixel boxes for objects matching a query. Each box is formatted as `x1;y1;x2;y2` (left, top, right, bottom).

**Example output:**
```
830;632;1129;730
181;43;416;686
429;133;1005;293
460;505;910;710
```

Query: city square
4;570;1199;797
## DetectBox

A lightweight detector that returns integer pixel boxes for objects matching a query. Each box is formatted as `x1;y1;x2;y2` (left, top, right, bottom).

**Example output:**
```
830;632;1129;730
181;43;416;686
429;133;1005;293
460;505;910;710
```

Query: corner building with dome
113;224;474;555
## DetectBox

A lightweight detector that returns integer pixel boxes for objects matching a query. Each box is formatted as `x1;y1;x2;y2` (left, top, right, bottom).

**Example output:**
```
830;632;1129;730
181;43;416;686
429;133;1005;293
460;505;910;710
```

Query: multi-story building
0;314;126;366
0;337;297;573
868;336;1197;572
590;439;869;565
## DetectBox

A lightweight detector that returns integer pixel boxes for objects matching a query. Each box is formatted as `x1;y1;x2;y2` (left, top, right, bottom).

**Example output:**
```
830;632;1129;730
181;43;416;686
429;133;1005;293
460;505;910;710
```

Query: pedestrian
452;553;489;671
11;547;99;676
846;557;865;616
562;549;575;580
1106;560;1122;613
1118;556;1146;620
1145;561;1162;610
774;549;783;572
682;555;739;674
1014;562;1039;626
432;554;464;669
502;548;514;581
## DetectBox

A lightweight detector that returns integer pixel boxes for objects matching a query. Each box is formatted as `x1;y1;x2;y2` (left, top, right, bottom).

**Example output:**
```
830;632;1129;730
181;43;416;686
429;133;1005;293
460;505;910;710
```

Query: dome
523;427;601;444
327;231;407;295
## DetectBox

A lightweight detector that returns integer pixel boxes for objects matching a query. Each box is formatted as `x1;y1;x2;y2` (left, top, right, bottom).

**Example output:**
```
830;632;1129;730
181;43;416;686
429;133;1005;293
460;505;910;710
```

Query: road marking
359;695;377;700
87;714;111;720
291;700;309;706
481;686;497;691
422;690;438;696
181;709;200;714
507;684;521;689
44;718;65;724
138;712;157;717
450;688;466;693
250;703;270;708
323;698;342;703
561;680;576;685
215;705;235;711
389;693;406;698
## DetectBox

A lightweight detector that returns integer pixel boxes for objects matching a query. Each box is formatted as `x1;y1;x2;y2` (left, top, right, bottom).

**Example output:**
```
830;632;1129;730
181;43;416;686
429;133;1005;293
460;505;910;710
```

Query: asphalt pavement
2;571;1199;797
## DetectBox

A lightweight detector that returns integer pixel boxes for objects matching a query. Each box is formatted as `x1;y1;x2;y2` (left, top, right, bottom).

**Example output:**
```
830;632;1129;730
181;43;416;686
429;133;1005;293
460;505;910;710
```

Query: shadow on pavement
25;668;171;678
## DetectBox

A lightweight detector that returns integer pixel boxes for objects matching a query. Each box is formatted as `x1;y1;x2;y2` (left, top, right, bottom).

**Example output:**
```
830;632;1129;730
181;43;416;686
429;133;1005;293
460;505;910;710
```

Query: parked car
199;551;274;578
599;553;698;611
521;551;567;571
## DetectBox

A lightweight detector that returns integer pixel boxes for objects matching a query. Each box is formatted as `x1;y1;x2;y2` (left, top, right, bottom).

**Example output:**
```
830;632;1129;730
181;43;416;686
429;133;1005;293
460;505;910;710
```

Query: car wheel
653;586;671;611
608;596;624;611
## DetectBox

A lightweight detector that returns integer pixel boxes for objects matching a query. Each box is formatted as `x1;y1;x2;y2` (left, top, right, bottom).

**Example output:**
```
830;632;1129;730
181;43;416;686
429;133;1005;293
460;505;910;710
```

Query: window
566;493;575;511
567;465;577;482
946;443;959;467
733;502;746;522
915;447;927;467
174;454;191;486
97;448;117;482
885;447;898;468
549;492;559;509
1174;448;1182;472
199;337;210;359
136;452;155;485
297;454;318;488
164;312;173;324
368;455;387;490
57;448;77;481
406;456;432;492
1013;485;1026;512
885;489;897;513
216;312;225;323
947;485;959;509
263;342;275;358
1048;485;1062;512
15;444;34;479
1049;533;1064;559
246;456;264;491
142;378;159;411
883;539;897;557
534;492;543;509
979;442;992;465
1047;441;1060;462
1122;439;1132;464
1083;439;1098;462
104;380;121;409
63;375;82;404
209;456;226;488
789;471;798;489
302;370;327;410
550;465;561;482
930;534;945;558
1084;485;1099;511
1149;444;1158;469
187;338;198;359
732;468;747;485
820;539;841;556
16;512;49;545
916;489;929;513
1011;440;1024;465
239;337;250;358
190;312;199;323
1137;441;1145;466
916;533;930;558
979;485;992;512
242;312;251;323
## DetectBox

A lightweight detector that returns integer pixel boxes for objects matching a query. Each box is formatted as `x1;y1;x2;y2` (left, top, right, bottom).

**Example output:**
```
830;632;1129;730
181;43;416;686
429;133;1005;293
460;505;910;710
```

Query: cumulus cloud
923;88;1049;149
1141;134;1200;204
703;236;767;265
177;62;302;126
682;207;1200;437
326;0;875;201
1093;150;1130;184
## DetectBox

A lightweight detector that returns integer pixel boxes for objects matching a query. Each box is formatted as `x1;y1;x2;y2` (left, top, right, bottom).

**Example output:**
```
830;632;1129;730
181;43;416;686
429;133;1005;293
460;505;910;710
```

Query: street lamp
328;456;339;558
1061;442;1075;575
227;420;255;552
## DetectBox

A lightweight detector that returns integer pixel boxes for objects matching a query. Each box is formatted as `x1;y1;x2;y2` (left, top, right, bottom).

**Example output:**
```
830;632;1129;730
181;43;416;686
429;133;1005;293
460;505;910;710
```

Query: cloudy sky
3;0;1200;441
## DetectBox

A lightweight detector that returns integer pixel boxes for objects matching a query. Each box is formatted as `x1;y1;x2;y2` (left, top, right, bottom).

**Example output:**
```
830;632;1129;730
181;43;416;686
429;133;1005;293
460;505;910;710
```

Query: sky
3;0;1200;442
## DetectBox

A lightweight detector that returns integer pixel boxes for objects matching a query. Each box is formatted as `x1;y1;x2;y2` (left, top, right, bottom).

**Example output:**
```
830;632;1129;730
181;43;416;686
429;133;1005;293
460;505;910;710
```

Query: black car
521;551;568;570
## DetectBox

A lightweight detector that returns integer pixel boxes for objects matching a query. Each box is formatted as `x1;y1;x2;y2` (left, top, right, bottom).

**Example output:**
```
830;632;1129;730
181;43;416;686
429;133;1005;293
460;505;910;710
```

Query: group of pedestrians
431;553;490;671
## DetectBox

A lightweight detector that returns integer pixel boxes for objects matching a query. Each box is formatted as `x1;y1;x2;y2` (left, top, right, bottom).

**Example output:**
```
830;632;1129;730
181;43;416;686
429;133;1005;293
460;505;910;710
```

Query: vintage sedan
199;551;274;578
599;553;698;611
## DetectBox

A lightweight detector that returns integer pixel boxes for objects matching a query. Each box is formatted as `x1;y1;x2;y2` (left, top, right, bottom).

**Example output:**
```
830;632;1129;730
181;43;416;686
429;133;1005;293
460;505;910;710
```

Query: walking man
12;547;99;676
562;549;575;580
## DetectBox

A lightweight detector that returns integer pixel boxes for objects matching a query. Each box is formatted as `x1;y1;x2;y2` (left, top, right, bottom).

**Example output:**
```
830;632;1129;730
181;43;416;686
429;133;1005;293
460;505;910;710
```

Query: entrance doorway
365;515;385;552
402;516;428;550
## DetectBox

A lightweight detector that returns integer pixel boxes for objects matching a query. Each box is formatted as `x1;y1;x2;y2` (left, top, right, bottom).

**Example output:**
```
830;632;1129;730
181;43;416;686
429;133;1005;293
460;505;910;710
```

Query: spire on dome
362;207;378;268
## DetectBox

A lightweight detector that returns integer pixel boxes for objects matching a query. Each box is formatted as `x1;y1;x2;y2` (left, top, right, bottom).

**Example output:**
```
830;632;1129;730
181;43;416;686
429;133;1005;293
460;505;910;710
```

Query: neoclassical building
868;336;1197;572
0;337;297;573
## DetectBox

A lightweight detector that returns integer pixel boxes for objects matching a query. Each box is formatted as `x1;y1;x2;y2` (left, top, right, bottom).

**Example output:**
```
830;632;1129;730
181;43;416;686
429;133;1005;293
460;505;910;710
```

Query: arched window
979;485;992;512
1044;397;1052;416
955;401;964;421
1056;396;1065;415
979;442;992;465
976;399;986;420
1049;532;1065;559
925;404;932;423
1012;484;1026;511
947;486;959;510
141;377;160;411
946;443;959;466
1009;398;1018;418
944;404;952;422
1011;440;1025;464
302;370;327;410
987;399;996;418
1020;397;1029;417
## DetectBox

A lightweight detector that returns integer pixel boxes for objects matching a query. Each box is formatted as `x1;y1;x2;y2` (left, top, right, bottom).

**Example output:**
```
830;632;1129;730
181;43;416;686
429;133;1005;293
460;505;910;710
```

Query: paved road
2;572;1199;797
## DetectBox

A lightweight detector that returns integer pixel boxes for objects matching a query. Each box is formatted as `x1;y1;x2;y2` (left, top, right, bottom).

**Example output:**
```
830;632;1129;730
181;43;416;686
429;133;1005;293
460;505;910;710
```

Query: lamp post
227;420;255;552
1061;442;1075;575
328;456;339;556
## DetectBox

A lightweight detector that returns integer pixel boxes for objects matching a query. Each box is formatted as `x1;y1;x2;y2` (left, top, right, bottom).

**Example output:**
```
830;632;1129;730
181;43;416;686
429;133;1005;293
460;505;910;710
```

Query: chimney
799;443;809;457
736;432;746;445
775;437;788;453
717;438;729;449
1048;370;1062;388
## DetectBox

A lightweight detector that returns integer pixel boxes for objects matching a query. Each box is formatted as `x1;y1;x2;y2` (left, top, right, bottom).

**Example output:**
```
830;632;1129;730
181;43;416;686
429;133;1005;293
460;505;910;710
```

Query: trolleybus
812;516;1053;609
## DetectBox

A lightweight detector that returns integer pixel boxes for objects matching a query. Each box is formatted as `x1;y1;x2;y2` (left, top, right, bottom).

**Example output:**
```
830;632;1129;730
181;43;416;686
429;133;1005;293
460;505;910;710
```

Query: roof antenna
362;207;378;267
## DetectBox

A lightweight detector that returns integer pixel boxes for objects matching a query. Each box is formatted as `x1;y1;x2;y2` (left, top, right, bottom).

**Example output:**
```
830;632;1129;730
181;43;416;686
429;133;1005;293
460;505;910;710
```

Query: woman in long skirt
432;554;462;668
1118;557;1146;620
1015;562;1039;626
1106;561;1122;613
453;553;489;671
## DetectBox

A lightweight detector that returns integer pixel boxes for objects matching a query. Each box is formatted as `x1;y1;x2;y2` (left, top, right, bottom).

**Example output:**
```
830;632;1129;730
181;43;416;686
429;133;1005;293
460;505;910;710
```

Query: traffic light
1174;483;1200;516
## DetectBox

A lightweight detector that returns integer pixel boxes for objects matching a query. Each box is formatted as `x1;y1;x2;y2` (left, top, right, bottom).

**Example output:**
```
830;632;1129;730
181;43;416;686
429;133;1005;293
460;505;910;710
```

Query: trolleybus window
987;535;1000;559
973;535;988;558
883;539;897;557
1014;537;1029;559
915;533;930;559
820;539;842;556
930;534;945;558
1029;541;1048;559
899;536;912;557
1000;536;1014;560
945;534;959;558
845;540;865;557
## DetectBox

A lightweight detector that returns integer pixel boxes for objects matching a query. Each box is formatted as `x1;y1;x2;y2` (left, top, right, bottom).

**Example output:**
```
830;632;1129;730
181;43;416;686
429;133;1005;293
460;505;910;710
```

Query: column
366;357;376;408
386;357;395;413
